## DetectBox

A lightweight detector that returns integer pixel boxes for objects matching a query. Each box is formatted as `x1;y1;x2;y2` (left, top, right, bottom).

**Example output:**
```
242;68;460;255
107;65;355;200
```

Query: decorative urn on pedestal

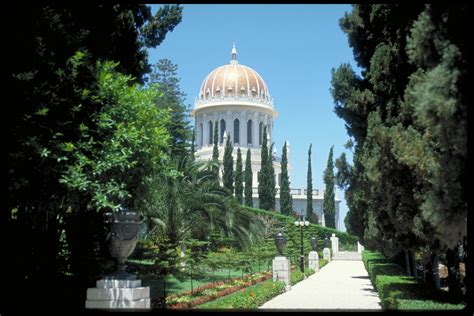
103;206;140;280
310;236;318;252
274;232;287;256
86;206;151;309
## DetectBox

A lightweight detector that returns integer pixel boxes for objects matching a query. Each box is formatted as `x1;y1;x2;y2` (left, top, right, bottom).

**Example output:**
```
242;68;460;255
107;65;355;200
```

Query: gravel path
259;260;382;310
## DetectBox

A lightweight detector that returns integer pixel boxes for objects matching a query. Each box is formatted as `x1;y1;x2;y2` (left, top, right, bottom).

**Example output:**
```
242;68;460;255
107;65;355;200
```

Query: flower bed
196;279;286;309
165;271;272;309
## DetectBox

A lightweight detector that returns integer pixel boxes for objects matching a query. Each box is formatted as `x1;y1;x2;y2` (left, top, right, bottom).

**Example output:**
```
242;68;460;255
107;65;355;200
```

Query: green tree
223;134;234;193
244;149;254;207
280;142;292;215
148;59;192;159
323;146;336;229
235;148;244;204
258;126;275;211
306;144;313;221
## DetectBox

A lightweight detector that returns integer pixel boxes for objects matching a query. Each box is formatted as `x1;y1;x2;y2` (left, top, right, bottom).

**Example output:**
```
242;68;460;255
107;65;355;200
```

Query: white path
259;259;382;310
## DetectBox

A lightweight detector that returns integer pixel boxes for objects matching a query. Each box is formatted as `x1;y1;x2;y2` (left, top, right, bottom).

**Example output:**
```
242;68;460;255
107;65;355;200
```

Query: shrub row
363;250;465;310
165;271;272;309
243;206;359;245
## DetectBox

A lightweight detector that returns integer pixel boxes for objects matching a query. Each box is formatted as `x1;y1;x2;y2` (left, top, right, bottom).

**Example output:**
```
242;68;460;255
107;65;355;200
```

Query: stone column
272;256;291;291
330;233;339;254
203;116;209;146
308;251;319;272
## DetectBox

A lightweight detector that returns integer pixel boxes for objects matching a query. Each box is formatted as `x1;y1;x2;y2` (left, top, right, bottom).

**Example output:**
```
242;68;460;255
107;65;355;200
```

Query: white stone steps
332;251;362;261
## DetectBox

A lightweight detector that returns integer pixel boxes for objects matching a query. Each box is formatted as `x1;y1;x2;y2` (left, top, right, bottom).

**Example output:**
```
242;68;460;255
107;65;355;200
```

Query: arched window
220;119;226;144
259;122;264;145
208;121;213;145
199;123;203;147
247;119;253;145
233;119;240;144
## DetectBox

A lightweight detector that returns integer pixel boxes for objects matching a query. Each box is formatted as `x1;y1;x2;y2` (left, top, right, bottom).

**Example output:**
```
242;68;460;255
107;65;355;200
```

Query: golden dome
197;44;272;106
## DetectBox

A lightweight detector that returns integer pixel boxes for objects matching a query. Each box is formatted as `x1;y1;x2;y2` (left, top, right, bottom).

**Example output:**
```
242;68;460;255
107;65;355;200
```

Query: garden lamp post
294;215;309;273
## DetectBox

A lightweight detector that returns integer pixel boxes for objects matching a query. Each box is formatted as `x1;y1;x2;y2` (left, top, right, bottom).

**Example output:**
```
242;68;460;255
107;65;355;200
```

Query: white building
191;45;340;229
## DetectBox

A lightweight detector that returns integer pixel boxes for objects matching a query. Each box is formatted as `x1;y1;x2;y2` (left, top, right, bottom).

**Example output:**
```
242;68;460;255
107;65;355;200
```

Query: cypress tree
323;146;336;228
212;121;219;177
268;142;276;211
280;142;292;215
222;133;234;193
258;126;270;210
235;148;243;204
244;148;253;207
306;144;313;221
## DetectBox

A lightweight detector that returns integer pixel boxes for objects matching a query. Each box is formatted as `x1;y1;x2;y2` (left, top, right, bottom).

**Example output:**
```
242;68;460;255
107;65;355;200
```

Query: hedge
243;206;359;245
363;250;465;310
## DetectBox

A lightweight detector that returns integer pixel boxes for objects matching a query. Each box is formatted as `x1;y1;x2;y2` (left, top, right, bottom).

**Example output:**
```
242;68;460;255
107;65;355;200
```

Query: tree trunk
431;253;440;290
409;250;417;278
404;250;411;276
446;247;462;298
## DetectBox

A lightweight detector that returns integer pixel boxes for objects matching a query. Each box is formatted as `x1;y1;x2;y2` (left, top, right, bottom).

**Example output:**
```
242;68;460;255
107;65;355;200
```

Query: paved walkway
259;258;382;310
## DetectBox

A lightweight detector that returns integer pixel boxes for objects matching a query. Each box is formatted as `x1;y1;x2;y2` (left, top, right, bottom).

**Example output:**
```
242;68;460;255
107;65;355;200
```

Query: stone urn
103;206;141;280
310;236;318;251
324;237;330;249
274;232;287;257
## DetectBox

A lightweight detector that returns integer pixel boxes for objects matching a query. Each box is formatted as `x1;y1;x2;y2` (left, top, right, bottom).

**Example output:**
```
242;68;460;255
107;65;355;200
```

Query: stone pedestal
330;233;339;254
323;247;331;261
308;251;319;271
358;241;365;253
85;279;151;310
272;256;291;291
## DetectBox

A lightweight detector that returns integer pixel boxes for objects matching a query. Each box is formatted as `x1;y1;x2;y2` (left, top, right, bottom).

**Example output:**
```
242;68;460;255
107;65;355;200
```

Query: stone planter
103;208;140;280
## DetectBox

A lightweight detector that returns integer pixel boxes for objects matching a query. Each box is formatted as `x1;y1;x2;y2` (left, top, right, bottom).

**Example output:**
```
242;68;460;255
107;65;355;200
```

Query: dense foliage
5;4;183;312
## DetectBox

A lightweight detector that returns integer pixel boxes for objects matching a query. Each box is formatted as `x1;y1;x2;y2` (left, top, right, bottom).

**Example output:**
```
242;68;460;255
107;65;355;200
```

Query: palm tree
143;156;263;254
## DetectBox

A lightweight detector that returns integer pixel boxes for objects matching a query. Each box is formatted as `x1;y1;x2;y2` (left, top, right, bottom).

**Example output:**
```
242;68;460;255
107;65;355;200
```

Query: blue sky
148;4;361;231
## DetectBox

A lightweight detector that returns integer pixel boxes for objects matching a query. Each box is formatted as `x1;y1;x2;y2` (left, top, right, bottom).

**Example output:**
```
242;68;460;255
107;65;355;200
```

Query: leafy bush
363;250;465;310
319;259;329;269
291;269;305;285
